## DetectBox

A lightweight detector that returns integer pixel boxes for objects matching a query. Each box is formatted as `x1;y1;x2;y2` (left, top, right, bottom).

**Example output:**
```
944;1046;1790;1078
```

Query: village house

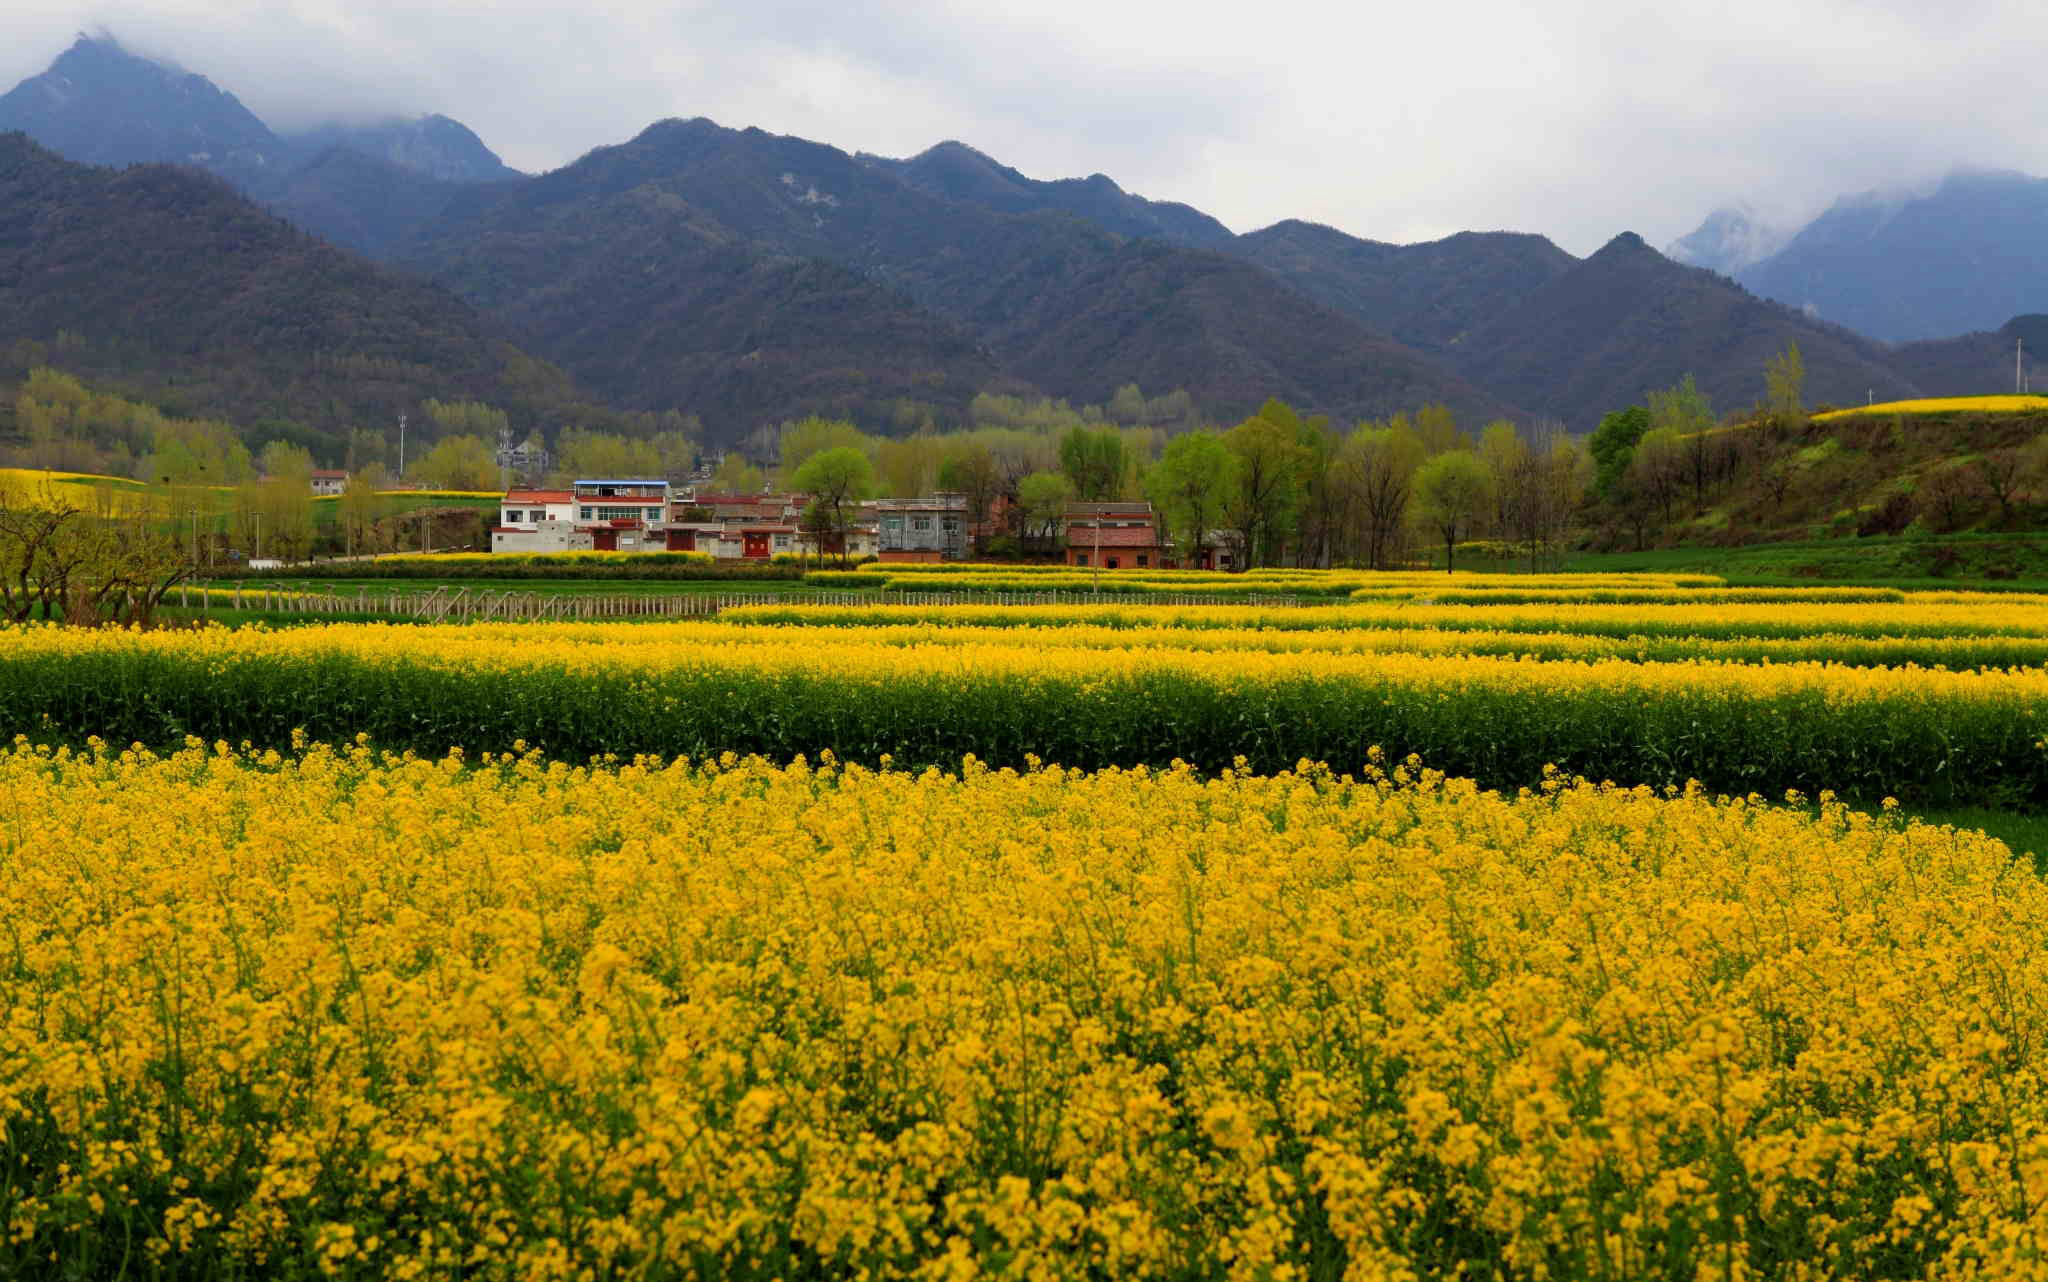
491;479;671;553
309;469;349;496
1061;501;1175;570
665;492;798;558
570;479;669;551
875;494;969;562
491;489;587;553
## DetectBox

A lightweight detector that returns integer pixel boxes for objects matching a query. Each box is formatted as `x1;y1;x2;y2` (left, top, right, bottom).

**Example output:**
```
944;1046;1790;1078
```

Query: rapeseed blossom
1;741;2045;1279
0;619;2042;801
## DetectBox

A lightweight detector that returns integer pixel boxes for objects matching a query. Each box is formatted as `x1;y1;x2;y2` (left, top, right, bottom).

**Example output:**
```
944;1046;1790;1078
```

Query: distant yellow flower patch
1814;394;2048;420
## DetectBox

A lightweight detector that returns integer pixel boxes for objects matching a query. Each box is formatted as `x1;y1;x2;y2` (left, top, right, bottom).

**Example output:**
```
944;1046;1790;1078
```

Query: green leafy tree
938;445;1003;553
553;428;661;482
790;446;875;565
150;417;253;487
1475;420;1525;537
1145;432;1236;568
1222;414;1304;568
1626;426;1687;529
649;430;698;483
423;399;511;442
1648;375;1717;512
1058;427;1129;501
1015;471;1075;555
778;417;872;481
1415;403;1464;455
1588;406;1650;502
258;440;315;484
1336;420;1425;569
414;435;499;492
1291;415;1340;568
1764;342;1807;428
706;454;767;494
1412;450;1489;573
340;463;389;557
876;435;946;500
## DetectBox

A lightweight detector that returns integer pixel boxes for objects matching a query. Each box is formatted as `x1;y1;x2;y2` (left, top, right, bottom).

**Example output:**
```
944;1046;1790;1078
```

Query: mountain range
3;33;2045;449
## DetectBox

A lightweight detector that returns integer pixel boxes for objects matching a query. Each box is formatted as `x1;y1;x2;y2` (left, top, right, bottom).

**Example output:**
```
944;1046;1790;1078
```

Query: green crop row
720;600;2048;641
711;615;2048;671
1;626;2040;807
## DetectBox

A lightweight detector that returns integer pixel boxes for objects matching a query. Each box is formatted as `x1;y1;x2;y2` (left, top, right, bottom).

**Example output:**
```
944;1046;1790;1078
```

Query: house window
580;507;593;520
1137;553;1149;567
1074;553;1089;566
883;516;903;531
503;509;523;523
1107;556;1121;569
942;516;959;531
912;516;933;532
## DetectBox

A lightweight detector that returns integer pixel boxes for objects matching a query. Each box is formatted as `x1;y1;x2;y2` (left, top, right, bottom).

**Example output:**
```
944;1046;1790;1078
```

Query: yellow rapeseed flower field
5;739;2048;1279
0;617;2042;802
1813;394;2048;421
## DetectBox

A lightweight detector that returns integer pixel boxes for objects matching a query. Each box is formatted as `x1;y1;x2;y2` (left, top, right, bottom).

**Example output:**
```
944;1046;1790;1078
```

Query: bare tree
0;488;192;626
1338;422;1424;569
1976;449;2026;525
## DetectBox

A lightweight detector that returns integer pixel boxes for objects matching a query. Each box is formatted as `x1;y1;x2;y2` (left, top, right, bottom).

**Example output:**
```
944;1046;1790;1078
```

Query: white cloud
6;0;2047;254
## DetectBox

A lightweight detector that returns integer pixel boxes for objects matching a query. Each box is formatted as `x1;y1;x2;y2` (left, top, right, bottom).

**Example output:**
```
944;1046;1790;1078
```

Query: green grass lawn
1565;532;2048;590
1896;806;2048;871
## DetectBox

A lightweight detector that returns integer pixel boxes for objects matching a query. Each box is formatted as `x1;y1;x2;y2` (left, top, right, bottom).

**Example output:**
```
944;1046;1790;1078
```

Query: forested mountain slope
0;133;578;438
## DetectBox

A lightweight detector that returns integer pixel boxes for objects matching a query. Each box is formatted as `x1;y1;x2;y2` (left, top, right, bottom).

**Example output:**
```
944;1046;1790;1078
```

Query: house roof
1070;525;1167;549
1064;501;1154;517
505;490;575;503
310;469;349;479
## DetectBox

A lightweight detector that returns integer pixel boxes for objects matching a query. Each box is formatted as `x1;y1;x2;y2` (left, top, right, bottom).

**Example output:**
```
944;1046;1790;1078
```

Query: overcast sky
9;0;2046;255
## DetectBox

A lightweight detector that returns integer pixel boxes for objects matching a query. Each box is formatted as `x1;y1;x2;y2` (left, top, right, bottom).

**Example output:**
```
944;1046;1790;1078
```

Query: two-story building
310;469;349;496
492;480;672;553
491;489;586;553
570;479;669;551
876;494;969;562
1062;501;1174;570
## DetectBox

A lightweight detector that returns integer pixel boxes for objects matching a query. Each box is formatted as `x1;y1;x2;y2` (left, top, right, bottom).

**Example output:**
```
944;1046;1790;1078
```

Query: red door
743;531;771;559
666;529;695;551
591;529;618;551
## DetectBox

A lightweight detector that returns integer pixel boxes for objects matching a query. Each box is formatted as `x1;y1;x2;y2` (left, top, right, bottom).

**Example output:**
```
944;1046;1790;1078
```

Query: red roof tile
505;490;575;502
1067;524;1165;548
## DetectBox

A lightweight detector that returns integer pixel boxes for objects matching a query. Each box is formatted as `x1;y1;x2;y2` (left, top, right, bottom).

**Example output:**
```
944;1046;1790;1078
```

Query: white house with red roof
492;480;674;553
492;489;585;553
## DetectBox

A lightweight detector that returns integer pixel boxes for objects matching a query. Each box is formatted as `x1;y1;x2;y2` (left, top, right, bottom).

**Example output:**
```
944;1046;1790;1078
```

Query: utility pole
1092;508;1101;595
398;412;408;484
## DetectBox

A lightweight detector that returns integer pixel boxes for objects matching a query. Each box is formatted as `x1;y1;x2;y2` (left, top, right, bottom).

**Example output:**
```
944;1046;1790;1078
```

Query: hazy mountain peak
286;113;521;183
866;137;1233;247
1665;204;1795;275
1592;230;1655;258
1740;166;2048;342
0;33;280;176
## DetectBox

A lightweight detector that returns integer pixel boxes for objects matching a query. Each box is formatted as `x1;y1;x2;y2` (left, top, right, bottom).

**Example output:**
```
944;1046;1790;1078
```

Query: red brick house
1062;502;1173;570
